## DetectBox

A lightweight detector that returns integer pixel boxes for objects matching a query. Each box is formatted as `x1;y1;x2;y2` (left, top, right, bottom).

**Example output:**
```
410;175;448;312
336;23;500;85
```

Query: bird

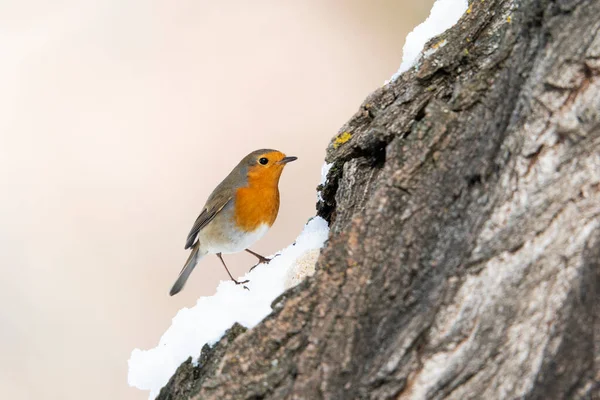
169;149;297;296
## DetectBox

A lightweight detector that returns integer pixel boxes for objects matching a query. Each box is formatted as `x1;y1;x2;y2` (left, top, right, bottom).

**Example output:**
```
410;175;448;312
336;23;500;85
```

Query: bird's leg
216;253;249;289
246;249;280;272
245;248;271;264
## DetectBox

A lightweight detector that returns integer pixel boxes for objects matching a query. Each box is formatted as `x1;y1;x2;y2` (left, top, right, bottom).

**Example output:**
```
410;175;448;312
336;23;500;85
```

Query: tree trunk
157;0;600;398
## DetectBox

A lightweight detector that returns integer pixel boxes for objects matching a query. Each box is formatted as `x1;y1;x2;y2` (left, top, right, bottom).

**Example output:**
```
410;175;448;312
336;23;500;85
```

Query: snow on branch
390;0;468;81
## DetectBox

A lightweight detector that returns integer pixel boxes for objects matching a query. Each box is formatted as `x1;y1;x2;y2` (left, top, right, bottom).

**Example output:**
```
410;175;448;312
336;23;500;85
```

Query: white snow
390;0;469;81
317;162;333;202
128;216;329;399
320;162;333;185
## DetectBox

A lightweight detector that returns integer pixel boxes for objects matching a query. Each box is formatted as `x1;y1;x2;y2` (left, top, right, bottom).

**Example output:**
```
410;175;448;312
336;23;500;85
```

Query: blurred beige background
0;1;433;399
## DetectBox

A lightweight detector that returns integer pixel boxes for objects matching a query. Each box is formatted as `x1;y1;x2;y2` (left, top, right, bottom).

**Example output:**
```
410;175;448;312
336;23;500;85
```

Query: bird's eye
259;157;269;165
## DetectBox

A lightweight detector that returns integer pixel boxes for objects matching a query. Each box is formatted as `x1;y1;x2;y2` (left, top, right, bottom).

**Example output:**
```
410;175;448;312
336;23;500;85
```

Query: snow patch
128;216;329;399
390;0;468;81
317;162;333;202
320;162;333;185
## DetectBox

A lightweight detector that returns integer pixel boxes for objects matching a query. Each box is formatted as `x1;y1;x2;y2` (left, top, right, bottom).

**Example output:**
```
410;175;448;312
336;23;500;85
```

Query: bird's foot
249;253;280;272
232;278;250;290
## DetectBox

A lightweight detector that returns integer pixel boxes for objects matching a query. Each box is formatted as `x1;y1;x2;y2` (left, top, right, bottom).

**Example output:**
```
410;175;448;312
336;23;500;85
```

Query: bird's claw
233;279;250;291
249;253;280;272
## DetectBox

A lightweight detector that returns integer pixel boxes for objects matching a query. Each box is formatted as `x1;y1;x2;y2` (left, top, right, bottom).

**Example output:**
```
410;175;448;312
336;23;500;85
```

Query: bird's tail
169;242;204;296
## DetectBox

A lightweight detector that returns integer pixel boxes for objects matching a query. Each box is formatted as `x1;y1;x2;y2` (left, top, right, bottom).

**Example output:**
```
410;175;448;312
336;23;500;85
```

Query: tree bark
157;0;600;398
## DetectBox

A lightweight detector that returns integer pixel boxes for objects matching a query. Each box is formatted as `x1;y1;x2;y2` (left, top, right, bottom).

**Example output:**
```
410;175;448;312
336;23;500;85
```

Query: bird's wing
185;194;233;249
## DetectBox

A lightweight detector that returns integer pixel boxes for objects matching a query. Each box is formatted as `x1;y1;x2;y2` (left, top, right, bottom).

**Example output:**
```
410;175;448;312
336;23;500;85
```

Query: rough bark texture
157;0;600;398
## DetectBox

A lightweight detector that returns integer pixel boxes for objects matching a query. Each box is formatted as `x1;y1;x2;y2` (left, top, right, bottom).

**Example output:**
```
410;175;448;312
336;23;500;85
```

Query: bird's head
243;149;297;186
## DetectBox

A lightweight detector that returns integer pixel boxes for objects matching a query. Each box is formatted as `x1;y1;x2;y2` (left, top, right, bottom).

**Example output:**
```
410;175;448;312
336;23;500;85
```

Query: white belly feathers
198;220;269;255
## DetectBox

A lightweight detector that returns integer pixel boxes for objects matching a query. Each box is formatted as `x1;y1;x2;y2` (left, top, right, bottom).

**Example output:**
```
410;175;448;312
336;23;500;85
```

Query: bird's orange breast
234;169;281;232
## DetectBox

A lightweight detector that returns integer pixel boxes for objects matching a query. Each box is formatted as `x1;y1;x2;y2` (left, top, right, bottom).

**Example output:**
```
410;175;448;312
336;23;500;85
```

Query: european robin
169;149;297;296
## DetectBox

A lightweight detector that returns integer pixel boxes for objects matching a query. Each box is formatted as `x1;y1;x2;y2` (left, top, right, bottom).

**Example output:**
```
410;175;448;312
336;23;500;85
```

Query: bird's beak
278;156;298;164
